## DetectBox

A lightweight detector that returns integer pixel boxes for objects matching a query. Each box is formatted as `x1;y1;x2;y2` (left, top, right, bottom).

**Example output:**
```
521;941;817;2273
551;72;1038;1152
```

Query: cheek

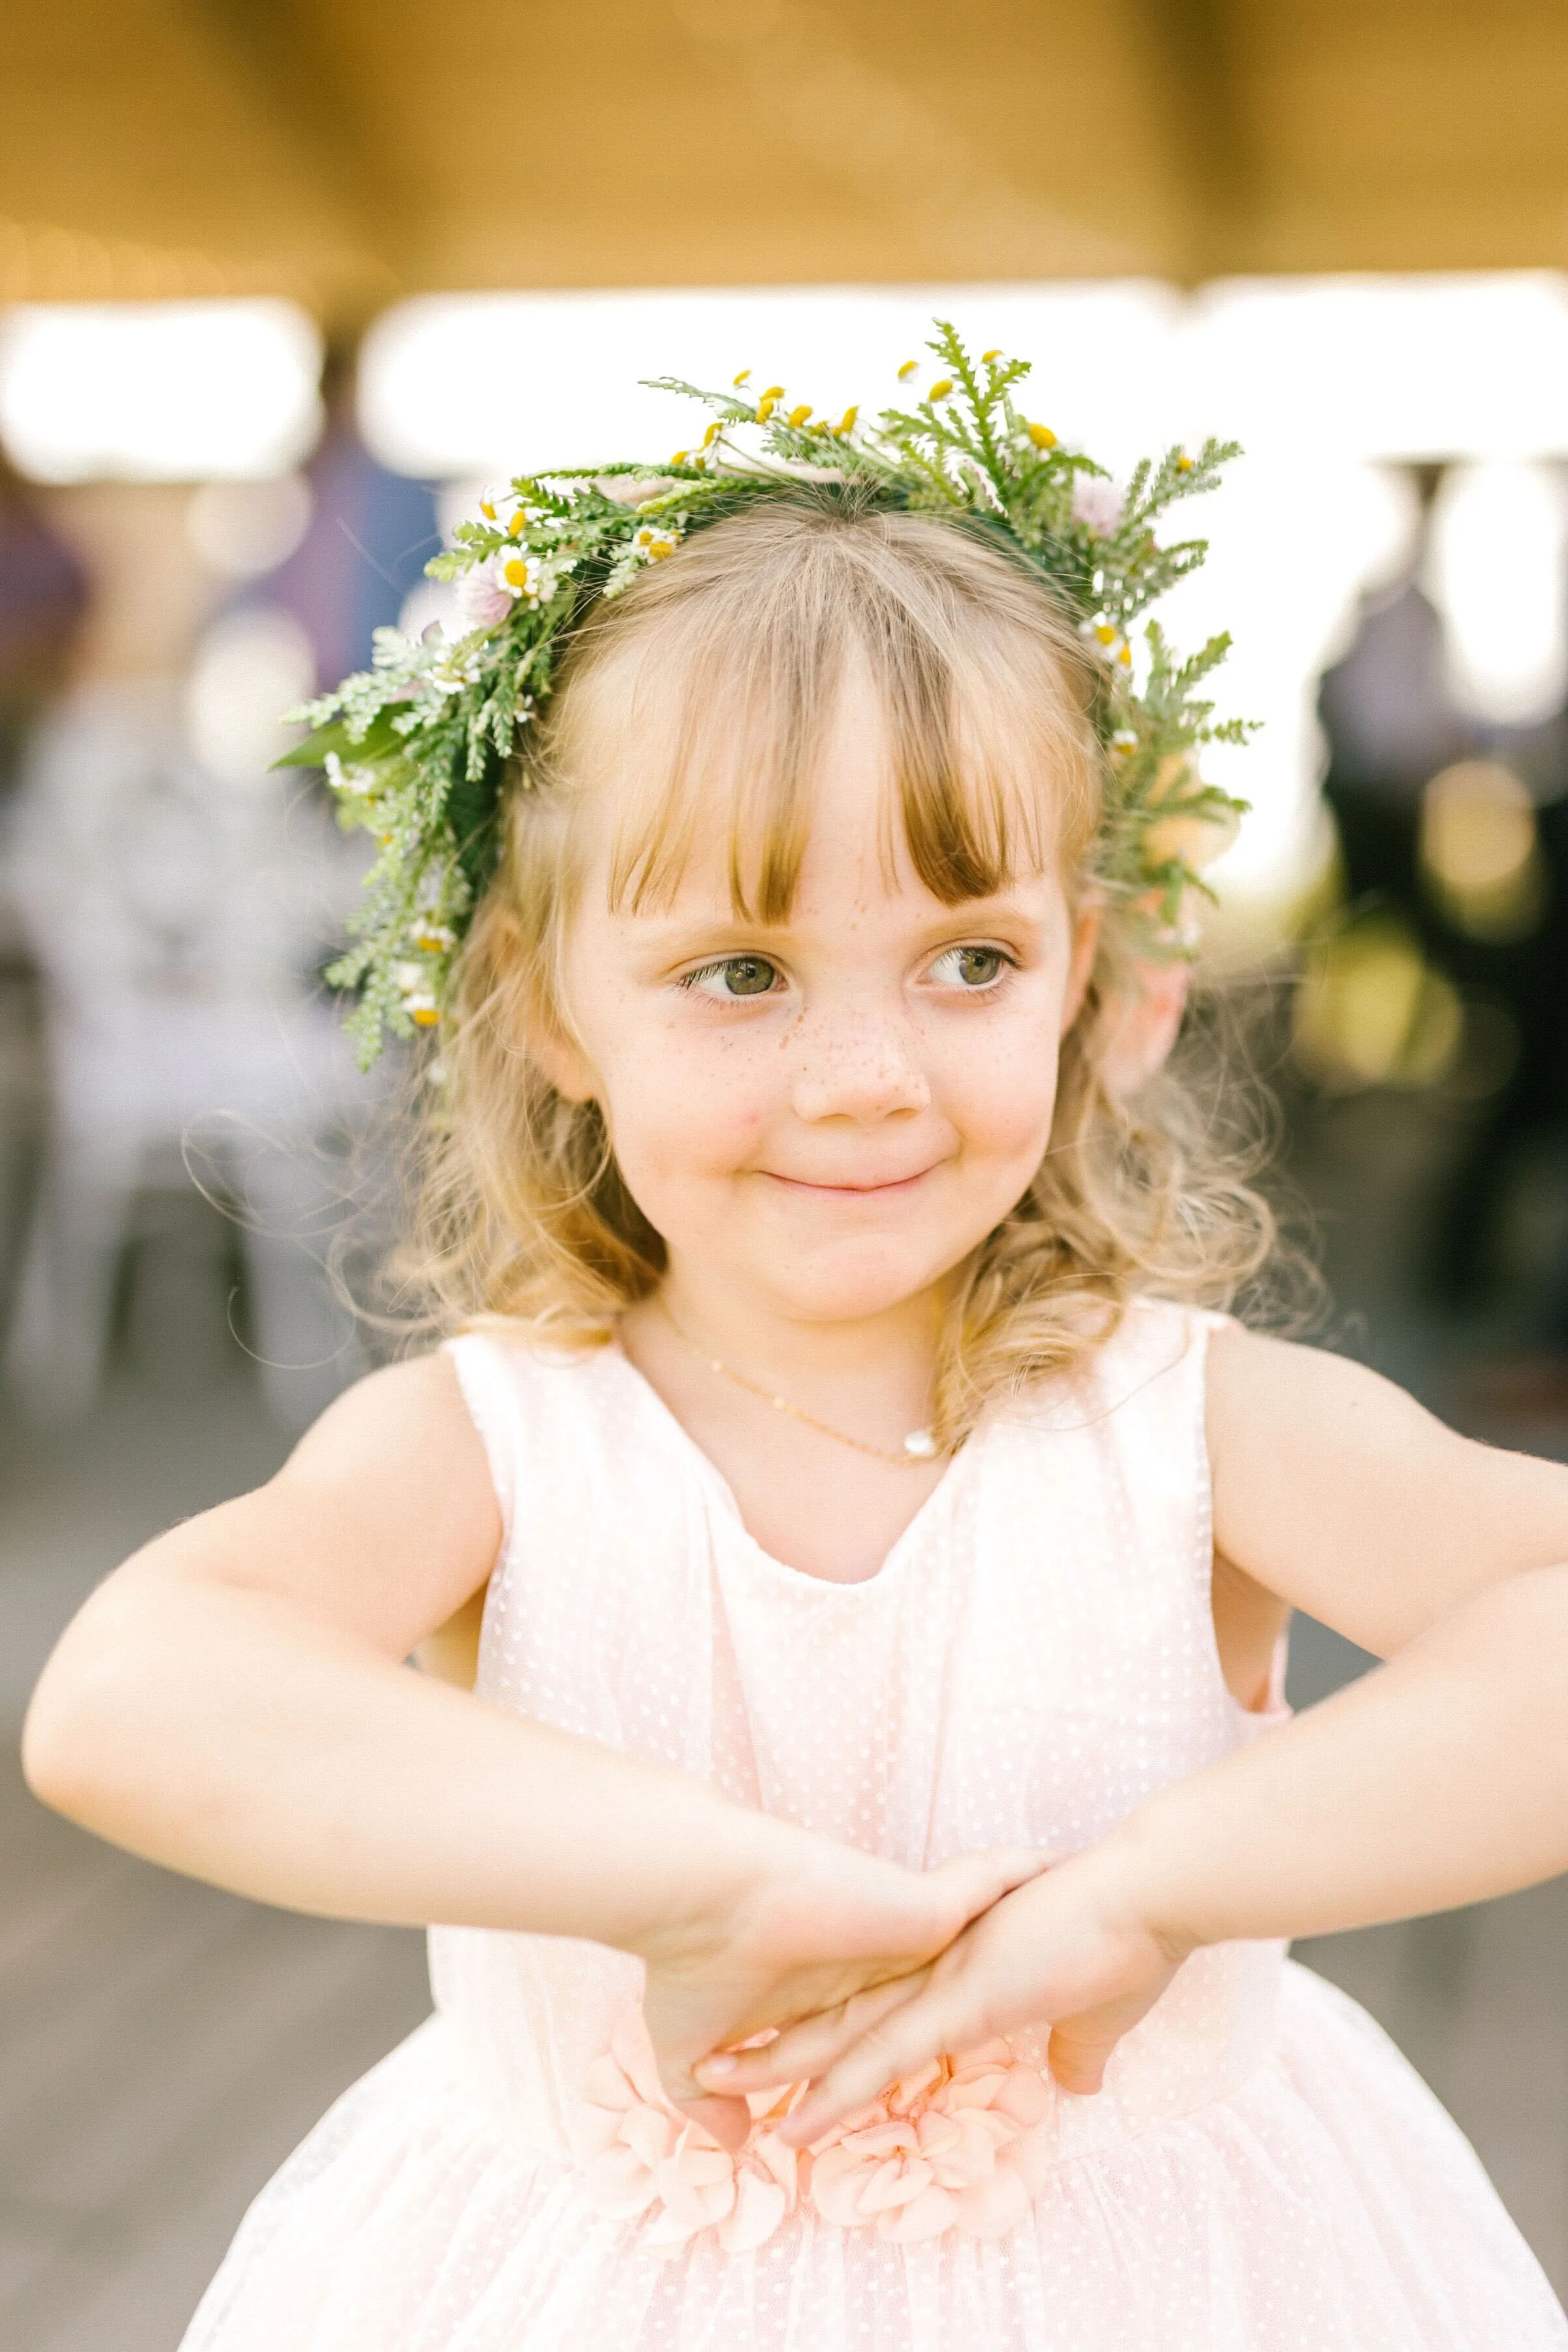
596;1015;773;1181
937;1001;1064;1163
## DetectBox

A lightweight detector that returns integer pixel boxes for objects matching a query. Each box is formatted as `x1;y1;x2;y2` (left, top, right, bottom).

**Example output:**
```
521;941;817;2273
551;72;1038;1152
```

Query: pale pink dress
181;1300;1568;2351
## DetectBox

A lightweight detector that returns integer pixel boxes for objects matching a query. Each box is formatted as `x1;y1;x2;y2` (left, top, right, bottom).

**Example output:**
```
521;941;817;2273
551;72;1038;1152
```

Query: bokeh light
1418;760;1549;942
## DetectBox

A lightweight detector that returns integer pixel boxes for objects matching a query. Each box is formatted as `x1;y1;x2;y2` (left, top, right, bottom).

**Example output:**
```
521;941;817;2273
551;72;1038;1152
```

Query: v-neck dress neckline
602;1337;981;1595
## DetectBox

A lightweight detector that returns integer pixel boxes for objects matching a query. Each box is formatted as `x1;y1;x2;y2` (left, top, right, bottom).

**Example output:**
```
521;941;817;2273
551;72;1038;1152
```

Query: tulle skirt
180;1961;1568;2352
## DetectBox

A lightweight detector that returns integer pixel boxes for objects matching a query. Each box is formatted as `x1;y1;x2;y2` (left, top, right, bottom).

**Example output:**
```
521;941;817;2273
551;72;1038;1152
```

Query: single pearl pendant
902;1427;938;1459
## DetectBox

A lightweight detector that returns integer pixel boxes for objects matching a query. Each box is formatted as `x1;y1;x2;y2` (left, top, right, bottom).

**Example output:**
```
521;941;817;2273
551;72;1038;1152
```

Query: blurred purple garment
259;423;439;691
1318;580;1467;802
0;472;88;780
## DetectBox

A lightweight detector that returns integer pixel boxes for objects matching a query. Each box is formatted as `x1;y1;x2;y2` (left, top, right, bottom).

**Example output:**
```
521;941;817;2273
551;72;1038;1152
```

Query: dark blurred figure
258;344;440;691
0;455;89;794
1317;465;1568;1328
1318;467;1466;909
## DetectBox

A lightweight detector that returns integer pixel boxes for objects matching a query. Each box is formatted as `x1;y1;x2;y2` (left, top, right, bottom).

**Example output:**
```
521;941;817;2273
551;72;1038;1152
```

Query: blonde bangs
543;501;1103;928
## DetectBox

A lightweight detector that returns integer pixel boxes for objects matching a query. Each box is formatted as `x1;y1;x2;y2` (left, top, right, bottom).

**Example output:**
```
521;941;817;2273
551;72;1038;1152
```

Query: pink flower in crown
1071;474;1124;538
453;555;516;632
806;2042;1053;2244
572;2009;800;2257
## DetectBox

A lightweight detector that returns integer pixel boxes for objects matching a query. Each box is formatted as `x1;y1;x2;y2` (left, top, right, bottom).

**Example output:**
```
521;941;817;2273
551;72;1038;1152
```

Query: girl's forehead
571;645;1085;926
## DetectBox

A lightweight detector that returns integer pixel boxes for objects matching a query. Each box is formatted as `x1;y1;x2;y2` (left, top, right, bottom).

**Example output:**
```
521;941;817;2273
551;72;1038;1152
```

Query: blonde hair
398;496;1274;1439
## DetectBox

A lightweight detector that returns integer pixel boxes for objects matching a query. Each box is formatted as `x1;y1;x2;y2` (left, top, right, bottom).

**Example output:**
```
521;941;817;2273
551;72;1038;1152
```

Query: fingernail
697;2053;737;2079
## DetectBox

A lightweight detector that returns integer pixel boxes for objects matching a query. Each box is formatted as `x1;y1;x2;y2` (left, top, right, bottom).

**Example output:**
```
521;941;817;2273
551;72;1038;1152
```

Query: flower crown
283;321;1250;1067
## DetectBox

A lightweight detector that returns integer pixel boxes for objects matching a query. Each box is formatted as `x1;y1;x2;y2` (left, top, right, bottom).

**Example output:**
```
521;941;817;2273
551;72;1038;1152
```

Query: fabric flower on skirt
572;2010;800;2258
806;2043;1052;2244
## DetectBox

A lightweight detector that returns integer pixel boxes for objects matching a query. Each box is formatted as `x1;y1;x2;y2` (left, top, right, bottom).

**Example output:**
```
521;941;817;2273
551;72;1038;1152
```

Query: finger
1046;2021;1120;2097
694;1970;928;2095
777;1986;963;2147
657;2074;754;2152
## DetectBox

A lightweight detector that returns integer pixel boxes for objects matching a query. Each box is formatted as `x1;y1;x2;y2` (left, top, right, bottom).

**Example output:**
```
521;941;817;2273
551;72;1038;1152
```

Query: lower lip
760;1168;938;1203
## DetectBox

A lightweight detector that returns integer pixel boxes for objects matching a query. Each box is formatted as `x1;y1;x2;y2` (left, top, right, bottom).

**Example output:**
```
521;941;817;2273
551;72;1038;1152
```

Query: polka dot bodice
431;1300;1284;2165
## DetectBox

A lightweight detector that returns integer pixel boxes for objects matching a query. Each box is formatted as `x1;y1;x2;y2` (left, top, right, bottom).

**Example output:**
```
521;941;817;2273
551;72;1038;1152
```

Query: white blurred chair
1;658;374;1428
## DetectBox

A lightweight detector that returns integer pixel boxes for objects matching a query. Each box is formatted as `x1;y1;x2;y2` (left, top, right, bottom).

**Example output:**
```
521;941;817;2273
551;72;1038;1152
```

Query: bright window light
357;283;1184;484
0;301;322;483
1427;461;1568;727
1189;274;1568;463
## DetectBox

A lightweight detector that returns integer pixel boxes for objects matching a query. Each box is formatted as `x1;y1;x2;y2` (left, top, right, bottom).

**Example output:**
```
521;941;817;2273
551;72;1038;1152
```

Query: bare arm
710;1330;1568;2133
22;1349;1036;2138
1132;1328;1568;1938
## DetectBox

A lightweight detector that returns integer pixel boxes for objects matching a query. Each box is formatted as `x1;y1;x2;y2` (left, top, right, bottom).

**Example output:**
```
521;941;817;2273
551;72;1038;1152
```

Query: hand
634;1829;1047;2149
696;1840;1185;2146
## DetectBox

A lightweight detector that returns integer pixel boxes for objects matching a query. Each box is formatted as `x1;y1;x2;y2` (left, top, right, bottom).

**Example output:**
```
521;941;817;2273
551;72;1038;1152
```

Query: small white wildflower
630;523;679;563
497;547;555;605
391;960;441;1026
1085;617;1126;664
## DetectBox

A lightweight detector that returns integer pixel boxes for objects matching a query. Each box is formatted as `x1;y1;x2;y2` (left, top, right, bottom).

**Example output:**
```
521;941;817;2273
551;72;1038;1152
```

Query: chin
757;1239;966;1324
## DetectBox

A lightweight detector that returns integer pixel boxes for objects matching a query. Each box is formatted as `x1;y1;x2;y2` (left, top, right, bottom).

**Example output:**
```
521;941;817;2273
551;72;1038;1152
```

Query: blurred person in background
0;335;435;1431
0;451;88;796
256;341;440;693
1318;465;1568;1354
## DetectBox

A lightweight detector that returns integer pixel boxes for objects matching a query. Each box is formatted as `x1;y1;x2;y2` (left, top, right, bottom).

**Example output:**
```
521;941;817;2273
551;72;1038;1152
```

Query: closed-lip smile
760;1166;940;1199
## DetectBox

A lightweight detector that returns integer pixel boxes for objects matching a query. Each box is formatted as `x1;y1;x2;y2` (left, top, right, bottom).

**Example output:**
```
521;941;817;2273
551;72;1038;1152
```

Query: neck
653;1262;946;1423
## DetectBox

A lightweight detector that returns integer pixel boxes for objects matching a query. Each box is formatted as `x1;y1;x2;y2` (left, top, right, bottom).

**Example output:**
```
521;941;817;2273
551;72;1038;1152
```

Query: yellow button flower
787;404;813;427
1027;422;1057;450
928;379;953;400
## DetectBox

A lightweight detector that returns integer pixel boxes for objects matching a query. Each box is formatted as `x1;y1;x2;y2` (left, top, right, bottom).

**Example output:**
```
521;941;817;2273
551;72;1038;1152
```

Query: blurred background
4;2;1568;2343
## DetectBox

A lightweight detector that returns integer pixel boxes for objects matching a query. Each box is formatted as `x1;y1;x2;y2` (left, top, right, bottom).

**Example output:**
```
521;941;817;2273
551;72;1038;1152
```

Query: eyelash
679;956;783;1000
927;944;1017;990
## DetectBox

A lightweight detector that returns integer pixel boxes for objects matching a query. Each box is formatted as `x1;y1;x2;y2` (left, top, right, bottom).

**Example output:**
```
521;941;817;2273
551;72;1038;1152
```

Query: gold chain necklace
655;1301;939;1466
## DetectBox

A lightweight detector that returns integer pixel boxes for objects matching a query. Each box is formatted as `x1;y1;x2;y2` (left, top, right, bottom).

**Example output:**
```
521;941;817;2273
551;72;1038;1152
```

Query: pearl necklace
655;1303;939;1466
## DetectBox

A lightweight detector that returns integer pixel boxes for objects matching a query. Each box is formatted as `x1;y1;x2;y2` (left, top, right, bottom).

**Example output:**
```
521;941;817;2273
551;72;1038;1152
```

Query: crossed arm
22;1330;1568;2150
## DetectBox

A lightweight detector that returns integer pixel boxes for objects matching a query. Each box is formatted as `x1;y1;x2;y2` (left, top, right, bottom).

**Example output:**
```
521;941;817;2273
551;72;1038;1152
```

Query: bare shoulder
1204;1324;1568;1654
115;1348;505;1658
278;1347;491;1498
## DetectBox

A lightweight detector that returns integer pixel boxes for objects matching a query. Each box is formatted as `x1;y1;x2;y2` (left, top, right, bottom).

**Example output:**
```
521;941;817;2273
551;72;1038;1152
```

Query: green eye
934;945;1008;988
686;955;779;998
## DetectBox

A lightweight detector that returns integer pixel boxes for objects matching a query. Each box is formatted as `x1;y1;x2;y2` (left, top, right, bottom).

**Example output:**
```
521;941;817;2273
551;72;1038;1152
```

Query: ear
1096;958;1191;1100
1059;896;1102;1036
526;1006;598;1105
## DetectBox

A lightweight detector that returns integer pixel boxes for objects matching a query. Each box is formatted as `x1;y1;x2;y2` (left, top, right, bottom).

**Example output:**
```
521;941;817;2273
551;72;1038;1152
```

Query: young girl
23;335;1568;2352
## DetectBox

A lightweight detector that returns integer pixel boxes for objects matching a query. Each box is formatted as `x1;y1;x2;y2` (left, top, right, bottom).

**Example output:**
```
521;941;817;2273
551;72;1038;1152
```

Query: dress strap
443;1331;528;1558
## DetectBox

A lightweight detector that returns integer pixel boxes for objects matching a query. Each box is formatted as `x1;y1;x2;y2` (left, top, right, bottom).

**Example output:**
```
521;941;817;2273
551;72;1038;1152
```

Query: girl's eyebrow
630;889;1052;945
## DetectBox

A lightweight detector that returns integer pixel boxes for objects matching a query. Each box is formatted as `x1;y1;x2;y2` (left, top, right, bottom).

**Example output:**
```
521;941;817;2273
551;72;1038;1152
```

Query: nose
787;1000;932;1124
